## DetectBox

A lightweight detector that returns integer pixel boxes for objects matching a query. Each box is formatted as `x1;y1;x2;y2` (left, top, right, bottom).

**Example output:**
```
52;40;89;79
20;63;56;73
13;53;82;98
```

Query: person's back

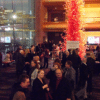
63;61;76;90
64;67;75;82
16;50;25;78
78;63;88;88
87;57;95;94
70;54;81;70
16;52;25;71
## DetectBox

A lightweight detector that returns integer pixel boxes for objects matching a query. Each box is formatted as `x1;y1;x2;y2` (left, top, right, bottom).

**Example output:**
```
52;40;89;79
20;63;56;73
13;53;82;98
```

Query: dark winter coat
49;77;71;100
31;78;47;100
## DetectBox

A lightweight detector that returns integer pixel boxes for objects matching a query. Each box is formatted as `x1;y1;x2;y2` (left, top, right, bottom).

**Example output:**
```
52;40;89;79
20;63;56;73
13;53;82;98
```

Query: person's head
20;50;25;55
82;57;87;64
25;49;30;56
72;50;76;55
6;53;10;58
59;41;61;44
31;60;39;69
75;48;79;55
54;58;61;65
65;61;72;69
37;69;45;79
19;45;22;50
65;50;69;56
49;40;51;43
33;56;39;61
31;45;35;53
55;68;63;79
53;62;61;70
89;46;93;51
19;74;30;88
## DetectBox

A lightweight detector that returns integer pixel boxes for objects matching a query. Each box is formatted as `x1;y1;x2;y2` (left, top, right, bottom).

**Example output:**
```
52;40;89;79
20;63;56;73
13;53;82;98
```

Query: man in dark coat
49;68;71;100
16;50;25;78
75;58;88;100
9;74;30;100
25;45;36;63
70;49;81;85
13;45;23;60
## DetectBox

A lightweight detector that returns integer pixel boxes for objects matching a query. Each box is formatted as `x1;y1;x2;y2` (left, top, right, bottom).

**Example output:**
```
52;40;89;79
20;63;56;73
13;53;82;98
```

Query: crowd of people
1;41;100;100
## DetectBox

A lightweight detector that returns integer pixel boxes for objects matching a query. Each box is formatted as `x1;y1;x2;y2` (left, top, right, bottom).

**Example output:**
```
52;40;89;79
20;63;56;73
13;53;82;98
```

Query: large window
0;0;35;53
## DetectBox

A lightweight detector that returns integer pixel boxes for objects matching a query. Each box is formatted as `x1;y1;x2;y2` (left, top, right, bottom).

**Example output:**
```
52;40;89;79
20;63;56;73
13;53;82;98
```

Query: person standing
44;49;50;68
16;50;25;78
29;60;39;86
63;61;76;90
25;45;36;63
49;68;71;100
75;58;88;100
87;57;95;95
31;69;49;100
9;74;30;100
70;49;81;85
62;51;71;68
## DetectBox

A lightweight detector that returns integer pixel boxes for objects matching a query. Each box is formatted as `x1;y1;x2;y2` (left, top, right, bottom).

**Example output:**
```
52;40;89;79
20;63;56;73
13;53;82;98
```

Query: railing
43;21;67;31
83;17;100;23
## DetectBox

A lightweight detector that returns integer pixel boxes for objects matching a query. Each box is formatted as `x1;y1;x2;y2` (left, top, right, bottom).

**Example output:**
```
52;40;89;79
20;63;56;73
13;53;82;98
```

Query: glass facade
0;0;35;53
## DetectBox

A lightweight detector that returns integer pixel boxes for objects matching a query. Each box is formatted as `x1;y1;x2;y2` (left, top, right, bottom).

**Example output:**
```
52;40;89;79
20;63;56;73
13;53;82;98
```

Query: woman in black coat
31;69;49;100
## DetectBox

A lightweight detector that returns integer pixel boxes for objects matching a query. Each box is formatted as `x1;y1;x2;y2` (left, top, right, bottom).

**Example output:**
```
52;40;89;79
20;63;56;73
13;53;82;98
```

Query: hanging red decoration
63;0;86;59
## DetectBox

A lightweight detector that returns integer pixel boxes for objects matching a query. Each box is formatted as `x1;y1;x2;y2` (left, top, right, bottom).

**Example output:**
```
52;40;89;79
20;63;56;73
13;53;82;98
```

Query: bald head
55;69;63;79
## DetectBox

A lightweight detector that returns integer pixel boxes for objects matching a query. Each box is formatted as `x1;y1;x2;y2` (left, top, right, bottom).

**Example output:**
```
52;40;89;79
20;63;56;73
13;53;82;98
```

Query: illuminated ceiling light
5;27;11;31
12;15;17;19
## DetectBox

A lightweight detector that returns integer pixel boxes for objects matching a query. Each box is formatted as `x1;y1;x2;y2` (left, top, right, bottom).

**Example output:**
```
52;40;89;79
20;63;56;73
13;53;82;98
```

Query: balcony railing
43;21;67;31
42;0;66;6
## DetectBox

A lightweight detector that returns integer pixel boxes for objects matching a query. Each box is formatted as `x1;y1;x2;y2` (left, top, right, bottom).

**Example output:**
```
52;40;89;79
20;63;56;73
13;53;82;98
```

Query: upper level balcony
42;0;66;6
43;22;67;32
83;17;100;30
